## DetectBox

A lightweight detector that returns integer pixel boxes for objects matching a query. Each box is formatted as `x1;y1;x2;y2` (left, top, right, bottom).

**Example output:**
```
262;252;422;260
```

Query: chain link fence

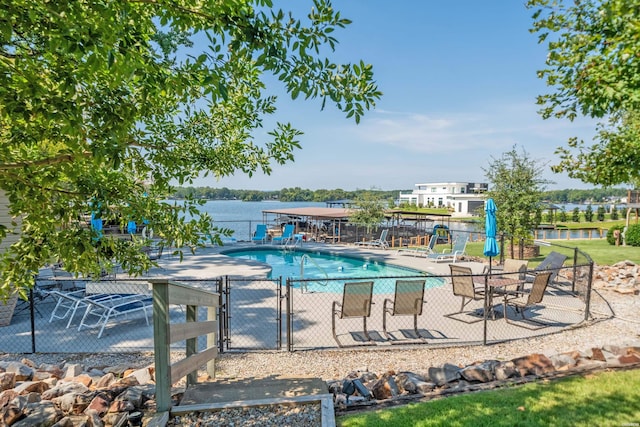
0;240;609;354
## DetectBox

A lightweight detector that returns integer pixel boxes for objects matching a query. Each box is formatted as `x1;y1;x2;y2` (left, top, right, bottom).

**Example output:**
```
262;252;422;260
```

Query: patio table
473;276;523;319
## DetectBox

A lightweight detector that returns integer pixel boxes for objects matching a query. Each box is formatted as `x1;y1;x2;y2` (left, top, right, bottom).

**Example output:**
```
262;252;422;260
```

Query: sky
195;0;599;192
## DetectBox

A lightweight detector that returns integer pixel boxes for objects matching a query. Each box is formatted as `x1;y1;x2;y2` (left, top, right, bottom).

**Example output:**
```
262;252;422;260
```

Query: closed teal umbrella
483;198;499;274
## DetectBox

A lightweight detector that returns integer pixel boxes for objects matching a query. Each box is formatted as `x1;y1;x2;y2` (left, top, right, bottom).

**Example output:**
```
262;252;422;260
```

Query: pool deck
0;241;588;353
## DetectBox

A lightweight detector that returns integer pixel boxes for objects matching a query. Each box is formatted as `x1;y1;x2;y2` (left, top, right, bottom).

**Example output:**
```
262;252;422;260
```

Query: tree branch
0;152;90;171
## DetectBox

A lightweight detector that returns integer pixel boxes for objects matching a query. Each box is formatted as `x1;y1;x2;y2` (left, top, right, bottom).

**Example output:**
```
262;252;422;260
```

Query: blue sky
201;1;598;192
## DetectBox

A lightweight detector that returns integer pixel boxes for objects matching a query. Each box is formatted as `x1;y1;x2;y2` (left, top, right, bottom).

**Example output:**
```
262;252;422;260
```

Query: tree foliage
528;0;640;186
348;191;385;239
484;146;552;243
0;0;381;298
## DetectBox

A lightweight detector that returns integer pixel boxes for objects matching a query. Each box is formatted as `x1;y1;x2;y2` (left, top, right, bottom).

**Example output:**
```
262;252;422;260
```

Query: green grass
337;369;640;427
463;239;640;266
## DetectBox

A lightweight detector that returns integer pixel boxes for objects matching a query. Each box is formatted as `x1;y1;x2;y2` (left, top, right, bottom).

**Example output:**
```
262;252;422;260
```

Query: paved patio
0;242;589;353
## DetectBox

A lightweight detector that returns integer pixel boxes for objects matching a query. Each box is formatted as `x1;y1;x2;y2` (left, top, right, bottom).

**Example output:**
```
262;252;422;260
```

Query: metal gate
219;276;284;351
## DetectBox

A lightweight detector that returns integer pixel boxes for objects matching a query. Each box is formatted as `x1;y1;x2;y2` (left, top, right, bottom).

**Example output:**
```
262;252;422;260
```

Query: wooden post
186;305;197;386
151;279;171;413
207;307;216;378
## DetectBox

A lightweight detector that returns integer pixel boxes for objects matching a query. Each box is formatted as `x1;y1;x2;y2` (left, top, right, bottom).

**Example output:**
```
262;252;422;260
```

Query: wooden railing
149;279;219;413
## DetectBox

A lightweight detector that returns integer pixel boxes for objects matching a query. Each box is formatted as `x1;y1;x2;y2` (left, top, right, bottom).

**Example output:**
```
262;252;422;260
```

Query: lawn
337;368;640;427
337;234;640;426
463;238;640;266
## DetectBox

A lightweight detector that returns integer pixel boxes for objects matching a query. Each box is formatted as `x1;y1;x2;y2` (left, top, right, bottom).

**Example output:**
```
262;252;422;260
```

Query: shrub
625;224;640;247
572;207;581;222
611;206;619;220
559;209;568;222
585;204;594;222
606;225;625;245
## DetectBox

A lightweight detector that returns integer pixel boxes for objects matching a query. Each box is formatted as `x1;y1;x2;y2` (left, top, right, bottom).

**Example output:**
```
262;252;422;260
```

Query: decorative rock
619;353;640;364
42;381;89;400
64;364;83;379
12;400;60;427
0;372;16;391
428;363;461;386
95;372;116;389
460;360;499;383
0;404;22;426
126;367;153;386
549;353;578;371
6;362;34;382
85;392;111;416
511;353;555;377
13;380;50;395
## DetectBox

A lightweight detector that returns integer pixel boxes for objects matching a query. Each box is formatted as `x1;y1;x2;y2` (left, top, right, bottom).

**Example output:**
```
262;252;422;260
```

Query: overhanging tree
0;0;381;298
483;146;552;256
528;0;640;186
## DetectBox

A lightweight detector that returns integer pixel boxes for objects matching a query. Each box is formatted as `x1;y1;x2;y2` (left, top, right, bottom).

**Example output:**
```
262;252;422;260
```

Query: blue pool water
222;247;444;294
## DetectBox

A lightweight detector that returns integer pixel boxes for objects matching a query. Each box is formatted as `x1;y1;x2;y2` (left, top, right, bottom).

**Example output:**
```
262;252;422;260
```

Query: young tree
584;205;594;222
483;146;552;255
558;208;568;222
349;191;386;240
0;1;382;298
572;207;581;223
528;0;640;186
611;206;619;221
597;205;606;222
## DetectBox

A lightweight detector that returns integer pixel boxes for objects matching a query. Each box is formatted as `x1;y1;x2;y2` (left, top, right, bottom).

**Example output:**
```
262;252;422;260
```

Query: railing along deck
150;279;219;413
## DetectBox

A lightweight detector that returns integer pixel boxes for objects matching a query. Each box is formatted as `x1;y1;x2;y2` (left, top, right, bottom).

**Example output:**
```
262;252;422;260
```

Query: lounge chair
252;224;268;244
77;294;152;338
48;291;128;328
427;234;468;263
397;234;437;257
382;279;427;340
503;271;552;329
331;281;374;347
355;229;389;249
444;264;485;323
272;224;295;245
526;251;567;285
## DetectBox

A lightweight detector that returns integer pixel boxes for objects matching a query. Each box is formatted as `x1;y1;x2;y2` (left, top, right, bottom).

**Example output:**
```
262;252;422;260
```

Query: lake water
181;200;611;242
186;200;481;241
193;200;325;241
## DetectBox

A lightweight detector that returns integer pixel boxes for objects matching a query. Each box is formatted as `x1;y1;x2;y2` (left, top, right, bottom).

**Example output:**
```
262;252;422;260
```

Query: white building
398;182;488;216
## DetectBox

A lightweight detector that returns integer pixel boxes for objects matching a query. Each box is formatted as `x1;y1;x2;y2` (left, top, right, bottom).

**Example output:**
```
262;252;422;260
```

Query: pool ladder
299;254;330;292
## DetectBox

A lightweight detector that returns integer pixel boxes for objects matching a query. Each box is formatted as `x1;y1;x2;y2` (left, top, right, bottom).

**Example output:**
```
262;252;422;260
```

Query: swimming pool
221;247;444;294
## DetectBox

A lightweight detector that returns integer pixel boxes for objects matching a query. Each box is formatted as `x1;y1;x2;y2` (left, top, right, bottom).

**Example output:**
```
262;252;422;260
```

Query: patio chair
485;259;529;293
427;234;468;263
503;271;552;329
272;224;295;245
382;279;427;340
397;234;437;257
355;229;389;249
252;224;268;244
444;264;485;323
332;281;374;347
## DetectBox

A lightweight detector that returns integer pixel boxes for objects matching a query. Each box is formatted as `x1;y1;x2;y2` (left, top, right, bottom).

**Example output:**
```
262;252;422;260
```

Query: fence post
185;304;197;386
572;248;579;293
151;279;171;413
286;278;292;352
585;261;594;321
206;305;216;379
